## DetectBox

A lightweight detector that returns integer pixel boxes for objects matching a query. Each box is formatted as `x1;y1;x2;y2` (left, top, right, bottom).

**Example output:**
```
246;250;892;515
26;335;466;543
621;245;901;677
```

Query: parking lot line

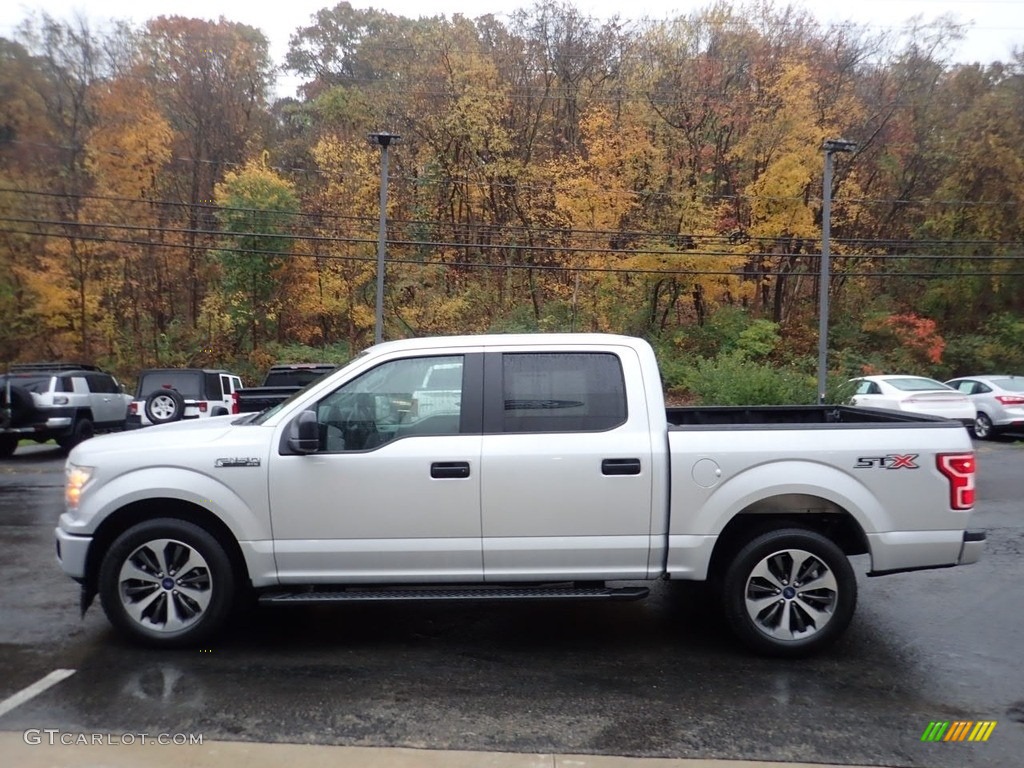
0;669;76;718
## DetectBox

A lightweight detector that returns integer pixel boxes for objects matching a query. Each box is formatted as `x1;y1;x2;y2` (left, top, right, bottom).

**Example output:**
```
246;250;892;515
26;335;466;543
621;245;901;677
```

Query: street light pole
368;131;401;345
817;138;857;404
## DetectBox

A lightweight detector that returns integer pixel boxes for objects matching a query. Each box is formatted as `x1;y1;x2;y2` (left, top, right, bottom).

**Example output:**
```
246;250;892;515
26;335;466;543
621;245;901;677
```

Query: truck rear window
263;369;334;387
501;352;626;433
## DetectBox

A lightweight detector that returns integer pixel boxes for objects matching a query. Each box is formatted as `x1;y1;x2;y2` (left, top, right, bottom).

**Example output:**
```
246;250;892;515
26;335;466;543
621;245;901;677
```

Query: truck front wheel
721;528;856;657
98;518;235;648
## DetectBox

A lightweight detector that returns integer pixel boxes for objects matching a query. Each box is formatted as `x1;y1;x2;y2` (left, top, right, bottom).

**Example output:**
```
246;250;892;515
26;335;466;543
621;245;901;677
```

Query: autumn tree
212;158;299;352
4;15;134;359
138;16;275;327
83;76;175;363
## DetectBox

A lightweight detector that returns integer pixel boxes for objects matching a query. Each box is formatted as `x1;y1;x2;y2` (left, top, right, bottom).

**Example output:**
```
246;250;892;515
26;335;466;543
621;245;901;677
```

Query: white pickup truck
56;334;984;656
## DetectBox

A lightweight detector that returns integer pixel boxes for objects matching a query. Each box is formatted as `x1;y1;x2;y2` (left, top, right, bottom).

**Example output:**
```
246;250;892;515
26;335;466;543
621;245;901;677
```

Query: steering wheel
333;395;378;450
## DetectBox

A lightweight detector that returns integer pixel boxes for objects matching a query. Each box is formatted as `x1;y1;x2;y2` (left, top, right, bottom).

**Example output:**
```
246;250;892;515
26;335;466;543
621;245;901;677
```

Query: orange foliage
863;313;946;368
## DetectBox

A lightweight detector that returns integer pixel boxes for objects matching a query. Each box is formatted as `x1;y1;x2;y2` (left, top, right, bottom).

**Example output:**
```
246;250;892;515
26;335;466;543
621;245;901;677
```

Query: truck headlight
65;464;94;509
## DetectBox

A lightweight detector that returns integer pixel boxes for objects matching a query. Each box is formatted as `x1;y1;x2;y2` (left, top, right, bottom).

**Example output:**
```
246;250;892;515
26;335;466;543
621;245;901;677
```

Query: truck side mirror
288;409;320;454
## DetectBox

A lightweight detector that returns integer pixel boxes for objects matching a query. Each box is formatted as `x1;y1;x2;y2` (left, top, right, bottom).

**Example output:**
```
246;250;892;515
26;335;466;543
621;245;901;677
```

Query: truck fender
667;460;889;579
79;466;272;548
692;460;890;537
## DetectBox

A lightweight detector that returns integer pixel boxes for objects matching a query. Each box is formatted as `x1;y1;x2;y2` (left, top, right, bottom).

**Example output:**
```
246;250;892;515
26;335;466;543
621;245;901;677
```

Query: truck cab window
501;352;626;433
316;355;464;451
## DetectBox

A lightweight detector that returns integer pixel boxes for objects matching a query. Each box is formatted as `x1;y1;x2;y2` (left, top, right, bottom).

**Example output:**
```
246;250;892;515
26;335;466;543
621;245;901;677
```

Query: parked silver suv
945;375;1024;439
0;363;131;457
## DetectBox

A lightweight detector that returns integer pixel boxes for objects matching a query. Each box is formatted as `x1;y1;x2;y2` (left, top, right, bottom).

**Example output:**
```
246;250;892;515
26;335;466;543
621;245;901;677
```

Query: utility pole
368;132;401;345
818;138;857;404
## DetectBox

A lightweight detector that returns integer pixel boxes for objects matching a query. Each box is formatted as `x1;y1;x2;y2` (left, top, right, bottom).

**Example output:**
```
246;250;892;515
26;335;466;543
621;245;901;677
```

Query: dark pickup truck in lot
233;363;339;413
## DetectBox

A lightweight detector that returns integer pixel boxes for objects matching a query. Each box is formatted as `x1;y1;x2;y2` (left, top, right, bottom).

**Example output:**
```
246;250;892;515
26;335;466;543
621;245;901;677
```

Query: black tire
972;412;995;440
98;518;235;648
57;417;94;452
145;389;185;424
721;528;856;657
0;436;16;459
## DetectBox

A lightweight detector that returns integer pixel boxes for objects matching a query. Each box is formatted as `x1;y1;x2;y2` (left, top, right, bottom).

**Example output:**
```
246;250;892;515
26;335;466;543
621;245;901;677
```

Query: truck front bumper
55;526;91;580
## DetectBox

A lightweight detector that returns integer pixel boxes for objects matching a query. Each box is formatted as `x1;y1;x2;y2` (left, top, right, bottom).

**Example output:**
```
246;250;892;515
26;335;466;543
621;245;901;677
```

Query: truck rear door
479;348;654;580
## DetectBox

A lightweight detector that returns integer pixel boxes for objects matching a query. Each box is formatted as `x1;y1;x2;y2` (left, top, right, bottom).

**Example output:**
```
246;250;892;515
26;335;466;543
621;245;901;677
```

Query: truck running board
258;584;650;605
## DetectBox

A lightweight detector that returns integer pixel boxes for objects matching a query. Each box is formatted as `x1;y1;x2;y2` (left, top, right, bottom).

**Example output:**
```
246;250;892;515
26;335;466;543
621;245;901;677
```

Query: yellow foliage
86;79;175;202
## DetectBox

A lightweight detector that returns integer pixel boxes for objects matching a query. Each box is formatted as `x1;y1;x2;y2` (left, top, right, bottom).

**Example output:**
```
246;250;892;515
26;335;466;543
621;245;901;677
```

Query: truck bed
667;404;958;427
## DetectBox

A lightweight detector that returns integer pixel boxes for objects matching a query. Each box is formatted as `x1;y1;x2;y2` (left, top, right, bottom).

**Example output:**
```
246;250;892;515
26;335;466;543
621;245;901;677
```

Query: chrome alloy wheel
744;548;839;641
117;538;213;633
148;394;179;420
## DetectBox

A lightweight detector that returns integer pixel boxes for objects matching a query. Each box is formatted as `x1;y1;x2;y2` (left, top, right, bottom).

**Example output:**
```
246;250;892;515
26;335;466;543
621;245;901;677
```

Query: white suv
126;368;244;428
0;363;132;457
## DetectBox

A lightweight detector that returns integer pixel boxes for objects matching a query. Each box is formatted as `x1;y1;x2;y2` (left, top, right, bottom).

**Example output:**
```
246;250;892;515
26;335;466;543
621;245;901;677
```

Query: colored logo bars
921;721;997;742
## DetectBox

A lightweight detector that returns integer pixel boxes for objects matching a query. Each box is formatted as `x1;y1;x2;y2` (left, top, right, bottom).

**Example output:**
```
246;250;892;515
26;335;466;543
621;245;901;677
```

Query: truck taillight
128;402;137;415
231;391;239;414
937;453;975;510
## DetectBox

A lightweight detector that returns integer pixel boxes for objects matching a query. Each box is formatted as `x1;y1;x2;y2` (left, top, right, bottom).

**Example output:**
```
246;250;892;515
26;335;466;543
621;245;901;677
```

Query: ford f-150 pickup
56;334;985;656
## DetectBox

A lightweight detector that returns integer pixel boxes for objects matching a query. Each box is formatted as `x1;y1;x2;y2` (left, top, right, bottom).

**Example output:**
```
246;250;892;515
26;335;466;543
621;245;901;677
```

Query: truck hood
69;415;250;463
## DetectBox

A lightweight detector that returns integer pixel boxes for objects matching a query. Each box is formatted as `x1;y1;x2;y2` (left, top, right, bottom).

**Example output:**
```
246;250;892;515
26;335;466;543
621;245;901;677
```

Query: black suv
0;363;132;458
127;368;244;428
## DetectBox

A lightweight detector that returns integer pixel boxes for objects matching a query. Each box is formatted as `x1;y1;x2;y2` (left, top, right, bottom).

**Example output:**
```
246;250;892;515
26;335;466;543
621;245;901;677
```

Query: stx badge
854;454;919;469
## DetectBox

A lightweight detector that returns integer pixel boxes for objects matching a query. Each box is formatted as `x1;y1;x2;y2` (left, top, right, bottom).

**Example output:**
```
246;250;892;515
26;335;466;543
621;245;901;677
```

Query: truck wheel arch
706;502;869;584
683;461;888;578
84;499;251;597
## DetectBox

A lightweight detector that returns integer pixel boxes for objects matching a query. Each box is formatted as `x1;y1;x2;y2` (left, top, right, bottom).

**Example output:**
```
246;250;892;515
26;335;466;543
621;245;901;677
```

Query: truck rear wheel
721;528;856;657
98;518;235;647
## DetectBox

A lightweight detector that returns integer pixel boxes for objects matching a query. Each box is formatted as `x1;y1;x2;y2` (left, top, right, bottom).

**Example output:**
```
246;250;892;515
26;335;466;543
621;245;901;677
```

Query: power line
3;214;1024;262
2;223;1023;280
8;140;1024;211
4;187;1023;252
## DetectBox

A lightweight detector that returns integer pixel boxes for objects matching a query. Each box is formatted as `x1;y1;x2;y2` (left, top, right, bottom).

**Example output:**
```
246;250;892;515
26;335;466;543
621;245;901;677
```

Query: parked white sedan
945;375;1024;439
848;375;976;427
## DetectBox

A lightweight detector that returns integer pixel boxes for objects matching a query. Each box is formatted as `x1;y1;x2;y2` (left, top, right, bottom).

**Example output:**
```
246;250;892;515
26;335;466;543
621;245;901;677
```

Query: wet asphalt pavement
0;439;1022;767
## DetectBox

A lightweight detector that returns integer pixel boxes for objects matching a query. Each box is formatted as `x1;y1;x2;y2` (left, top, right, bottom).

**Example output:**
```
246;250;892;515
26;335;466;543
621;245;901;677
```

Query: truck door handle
431;461;471;479
602;458;641;476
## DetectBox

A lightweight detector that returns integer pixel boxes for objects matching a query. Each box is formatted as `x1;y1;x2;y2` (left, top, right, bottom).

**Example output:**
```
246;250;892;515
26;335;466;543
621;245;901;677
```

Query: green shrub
682;352;815;405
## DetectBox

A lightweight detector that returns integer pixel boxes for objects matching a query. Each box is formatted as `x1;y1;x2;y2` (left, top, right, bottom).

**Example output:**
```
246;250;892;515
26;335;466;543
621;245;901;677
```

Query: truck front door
480;349;654;581
268;353;484;583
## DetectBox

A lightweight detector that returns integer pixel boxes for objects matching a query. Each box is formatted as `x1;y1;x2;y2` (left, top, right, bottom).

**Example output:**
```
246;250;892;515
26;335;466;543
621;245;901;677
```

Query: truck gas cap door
692;458;723;488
